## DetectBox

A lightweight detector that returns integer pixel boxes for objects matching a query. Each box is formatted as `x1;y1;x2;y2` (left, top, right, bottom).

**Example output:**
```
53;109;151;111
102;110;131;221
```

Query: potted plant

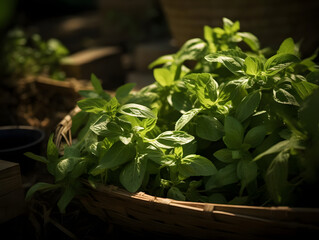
25;18;319;239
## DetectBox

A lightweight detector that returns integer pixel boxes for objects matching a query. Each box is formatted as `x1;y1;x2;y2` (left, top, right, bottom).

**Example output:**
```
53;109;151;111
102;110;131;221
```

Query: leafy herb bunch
1;28;69;80
26;18;319;213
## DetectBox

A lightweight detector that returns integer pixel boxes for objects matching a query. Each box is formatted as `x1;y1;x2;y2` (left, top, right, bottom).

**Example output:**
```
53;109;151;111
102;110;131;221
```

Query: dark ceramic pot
0;126;45;174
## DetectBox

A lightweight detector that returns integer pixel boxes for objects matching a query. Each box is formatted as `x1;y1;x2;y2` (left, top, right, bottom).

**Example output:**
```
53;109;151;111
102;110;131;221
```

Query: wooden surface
0;160;26;223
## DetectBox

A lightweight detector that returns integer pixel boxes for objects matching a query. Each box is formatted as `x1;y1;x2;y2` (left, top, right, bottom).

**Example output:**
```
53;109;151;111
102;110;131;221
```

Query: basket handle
54;106;81;151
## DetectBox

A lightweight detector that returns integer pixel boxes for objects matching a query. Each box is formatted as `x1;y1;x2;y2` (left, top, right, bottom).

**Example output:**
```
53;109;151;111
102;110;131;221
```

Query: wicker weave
55;107;319;239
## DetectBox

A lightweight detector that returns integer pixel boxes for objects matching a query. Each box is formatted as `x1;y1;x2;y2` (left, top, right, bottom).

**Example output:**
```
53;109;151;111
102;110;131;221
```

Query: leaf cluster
26;18;319;212
0;28;69;80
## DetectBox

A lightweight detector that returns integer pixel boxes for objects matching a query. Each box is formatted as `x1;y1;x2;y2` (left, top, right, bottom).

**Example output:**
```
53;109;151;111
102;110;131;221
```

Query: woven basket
54;107;319;239
160;0;319;55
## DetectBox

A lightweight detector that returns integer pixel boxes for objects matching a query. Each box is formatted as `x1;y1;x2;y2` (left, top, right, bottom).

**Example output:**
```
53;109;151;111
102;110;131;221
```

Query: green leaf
120;154;147;192
237;32;260;52
153;67;174;87
213;148;234;163
91;73;104;93
223;18;240;34
253;140;290;161
265;151;290;204
47;134;59;162
291;80;318;100
115;83;136;103
237;158;258;193
167;187;186;201
89;114;111;137
277;38;297;55
273;88;299;106
235;90;261;122
179;154;217;177
205;163;238;190
90;73;111;100
265;53;300;75
223;116;244;149
196;115;224;141
71;110;89;135
143;144;164;164
152;131;195;149
175;38;207;65
205;51;245;76
119;103;156;119
55;157;80;181
244;125;267;148
208;193;227;204
24;152;48;164
175;108;201;131
170;91;193;112
244;56;261;76
77;98;108;114
91;142;135;175
25;182;59;201
70;160;87;179
57;184;78;213
204;25;216;52
184;73;219;107
148;54;174;69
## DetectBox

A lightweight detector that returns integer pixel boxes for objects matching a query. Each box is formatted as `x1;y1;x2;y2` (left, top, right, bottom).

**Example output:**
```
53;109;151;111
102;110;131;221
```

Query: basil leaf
237;32;260;52
153;67;174;87
196;115;224;141
265;151;290;204
223;116;244;149
277;37;297;55
175;108;201;131
55;157;81;181
291;80;318;100
244;56;261;76
148;54;174;69
115;82;136;103
235;90;261;122
205;50;246;76
25;152;48;164
184;73;219;107
153;131;195;149
91;142;135;175
120;154;147;192
213;148;234;163
205;163;239;190
47;134;59;162
77;98;108;114
237;158;258;191
57;183;79;214
167;187;186;201
90;114;111;136
175;38;207;65
273;88;299;106
91;73;111;100
253;140;290;161
179;154;217;177
265;53;300;75
25;182;59;201
119;103;156;119
244;125;267;148
170;90;194;112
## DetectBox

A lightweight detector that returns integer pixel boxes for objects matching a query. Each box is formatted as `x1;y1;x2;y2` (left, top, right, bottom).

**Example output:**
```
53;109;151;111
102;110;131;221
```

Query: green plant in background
26;18;319;213
1;28;69;80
